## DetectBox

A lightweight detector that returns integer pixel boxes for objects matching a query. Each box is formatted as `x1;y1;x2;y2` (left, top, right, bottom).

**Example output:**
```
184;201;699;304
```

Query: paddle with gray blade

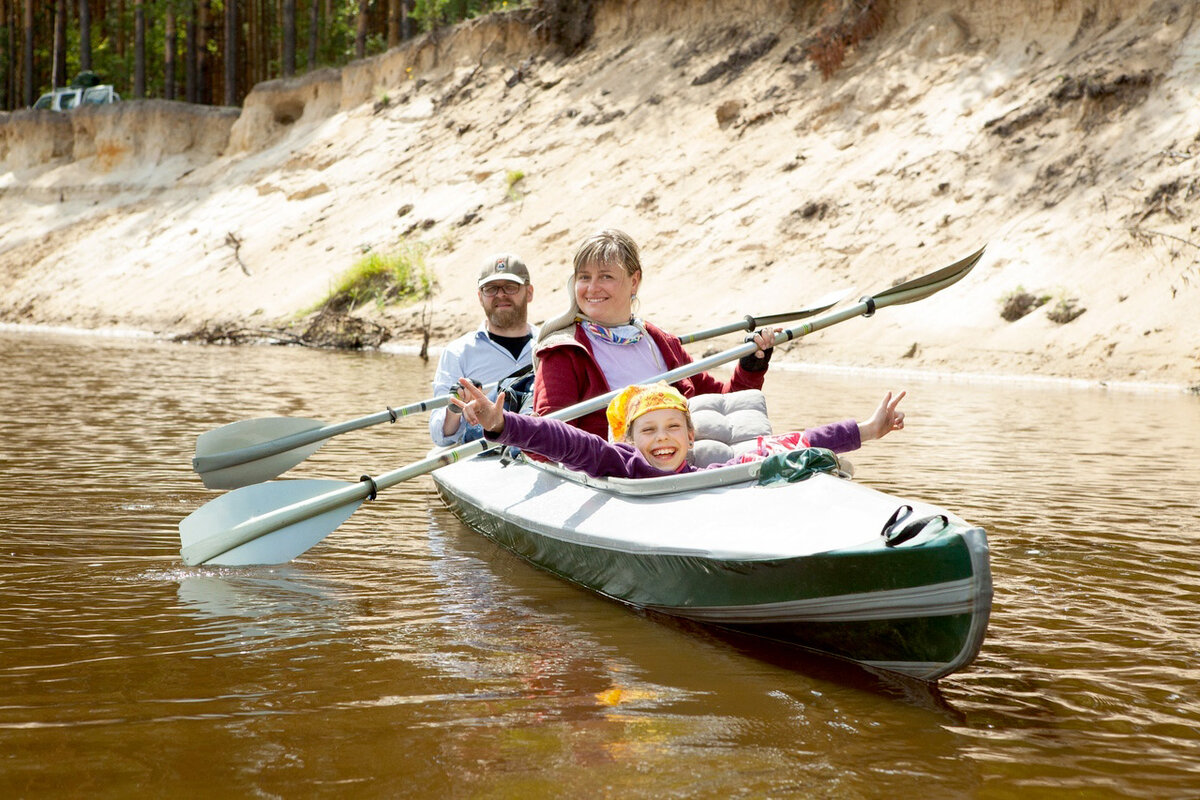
179;245;984;567
191;289;850;490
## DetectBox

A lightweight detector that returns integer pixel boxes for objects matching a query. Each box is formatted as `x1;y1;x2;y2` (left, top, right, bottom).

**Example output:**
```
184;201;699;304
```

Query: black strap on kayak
881;505;948;547
359;475;379;501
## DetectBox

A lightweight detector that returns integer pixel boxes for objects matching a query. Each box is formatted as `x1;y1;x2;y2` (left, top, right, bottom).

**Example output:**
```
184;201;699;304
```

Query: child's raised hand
860;391;906;442
451;377;506;434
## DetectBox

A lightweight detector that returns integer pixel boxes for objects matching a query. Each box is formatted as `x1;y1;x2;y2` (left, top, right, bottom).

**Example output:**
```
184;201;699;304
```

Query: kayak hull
432;455;991;681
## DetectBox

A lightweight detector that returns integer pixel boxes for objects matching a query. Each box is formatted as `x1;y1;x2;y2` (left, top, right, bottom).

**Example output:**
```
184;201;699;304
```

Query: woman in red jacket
532;229;777;438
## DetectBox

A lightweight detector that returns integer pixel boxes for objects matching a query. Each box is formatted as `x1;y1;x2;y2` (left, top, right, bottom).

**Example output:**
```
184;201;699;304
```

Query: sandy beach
1;0;1197;391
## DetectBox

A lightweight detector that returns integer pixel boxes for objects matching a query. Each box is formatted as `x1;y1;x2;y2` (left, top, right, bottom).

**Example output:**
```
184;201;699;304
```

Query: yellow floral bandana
606;382;690;441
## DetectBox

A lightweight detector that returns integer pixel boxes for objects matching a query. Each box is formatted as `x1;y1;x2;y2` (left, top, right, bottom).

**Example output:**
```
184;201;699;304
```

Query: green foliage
505;169;526;201
412;0;506;33
6;0;530;110
318;244;433;313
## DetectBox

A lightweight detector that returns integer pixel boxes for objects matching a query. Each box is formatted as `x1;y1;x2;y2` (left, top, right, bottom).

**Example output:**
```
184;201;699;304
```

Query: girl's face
574;259;641;326
628;408;693;472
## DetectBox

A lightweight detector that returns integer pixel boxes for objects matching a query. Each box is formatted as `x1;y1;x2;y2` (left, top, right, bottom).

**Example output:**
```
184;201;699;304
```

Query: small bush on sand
999;287;1050;322
1046;296;1086;324
506;169;526;201
318;244;432;313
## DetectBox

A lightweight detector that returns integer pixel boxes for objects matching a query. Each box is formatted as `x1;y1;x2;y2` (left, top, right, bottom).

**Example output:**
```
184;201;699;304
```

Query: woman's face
574;259;641;326
628;408;693;472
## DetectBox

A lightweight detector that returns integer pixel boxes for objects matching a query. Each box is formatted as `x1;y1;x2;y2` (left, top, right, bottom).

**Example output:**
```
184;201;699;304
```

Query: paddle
192;290;849;490
178;245;984;567
191;369;528;490
673;287;850;344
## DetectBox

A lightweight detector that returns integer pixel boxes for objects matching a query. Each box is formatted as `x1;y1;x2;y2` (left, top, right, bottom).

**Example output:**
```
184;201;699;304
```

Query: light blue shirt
428;321;537;446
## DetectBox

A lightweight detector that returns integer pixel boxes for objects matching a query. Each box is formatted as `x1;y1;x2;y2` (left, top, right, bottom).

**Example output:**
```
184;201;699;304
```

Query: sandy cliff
0;0;1197;389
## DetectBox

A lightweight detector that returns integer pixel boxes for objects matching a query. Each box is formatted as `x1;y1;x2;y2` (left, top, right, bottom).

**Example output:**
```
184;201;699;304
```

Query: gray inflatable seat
688;390;773;468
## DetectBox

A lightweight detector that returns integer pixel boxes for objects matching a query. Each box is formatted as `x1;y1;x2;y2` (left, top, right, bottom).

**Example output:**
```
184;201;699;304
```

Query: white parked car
33;84;121;111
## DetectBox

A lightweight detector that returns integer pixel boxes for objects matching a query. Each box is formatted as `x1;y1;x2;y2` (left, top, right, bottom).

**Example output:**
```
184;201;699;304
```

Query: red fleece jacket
532;321;767;439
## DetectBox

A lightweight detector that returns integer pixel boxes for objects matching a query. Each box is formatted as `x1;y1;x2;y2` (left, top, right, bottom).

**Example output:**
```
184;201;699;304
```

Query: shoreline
5;320;1193;396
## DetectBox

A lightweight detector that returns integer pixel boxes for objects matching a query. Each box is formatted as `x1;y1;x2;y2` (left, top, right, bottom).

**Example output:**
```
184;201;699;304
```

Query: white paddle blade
194;417;329;489
180;479;362;566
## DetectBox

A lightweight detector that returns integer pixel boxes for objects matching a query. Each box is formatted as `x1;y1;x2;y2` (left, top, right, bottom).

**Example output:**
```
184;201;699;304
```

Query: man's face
479;279;531;330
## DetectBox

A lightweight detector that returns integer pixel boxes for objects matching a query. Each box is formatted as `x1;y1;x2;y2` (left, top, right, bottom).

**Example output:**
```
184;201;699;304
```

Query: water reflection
175;570;348;649
1;330;1199;797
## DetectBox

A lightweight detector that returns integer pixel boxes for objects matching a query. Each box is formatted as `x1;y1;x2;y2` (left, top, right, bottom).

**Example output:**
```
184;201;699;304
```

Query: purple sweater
486;412;861;479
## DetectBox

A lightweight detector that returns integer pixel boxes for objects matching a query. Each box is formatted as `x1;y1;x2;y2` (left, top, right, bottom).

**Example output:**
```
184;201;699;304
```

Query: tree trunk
307;0;318;70
282;0;295;76
134;0;145;97
386;0;398;48
224;0;237;105
246;0;256;86
256;0;267;85
1;0;9;110
197;0;210;104
21;0;32;106
165;7;176;100
78;0;90;72
52;0;66;89
355;0;368;60
116;0;126;59
185;14;196;103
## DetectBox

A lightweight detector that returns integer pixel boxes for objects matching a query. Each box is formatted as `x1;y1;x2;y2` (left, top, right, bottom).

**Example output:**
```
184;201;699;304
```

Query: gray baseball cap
478;253;530;287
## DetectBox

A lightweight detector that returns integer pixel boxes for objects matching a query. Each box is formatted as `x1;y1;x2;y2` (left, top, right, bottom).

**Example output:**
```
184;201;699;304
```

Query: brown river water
1;329;1198;798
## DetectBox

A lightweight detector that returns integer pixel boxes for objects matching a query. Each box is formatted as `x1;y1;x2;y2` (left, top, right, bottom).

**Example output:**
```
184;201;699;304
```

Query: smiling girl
452;379;906;479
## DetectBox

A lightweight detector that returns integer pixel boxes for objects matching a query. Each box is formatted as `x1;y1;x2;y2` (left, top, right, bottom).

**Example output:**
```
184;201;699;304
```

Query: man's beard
487;302;525;330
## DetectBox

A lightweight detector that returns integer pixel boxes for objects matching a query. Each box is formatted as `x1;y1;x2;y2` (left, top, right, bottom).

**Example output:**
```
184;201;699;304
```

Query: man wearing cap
428;253;538;446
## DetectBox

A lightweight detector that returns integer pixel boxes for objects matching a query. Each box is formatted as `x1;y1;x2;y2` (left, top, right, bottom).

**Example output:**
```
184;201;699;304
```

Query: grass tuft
316;243;433;313
506;169;526;201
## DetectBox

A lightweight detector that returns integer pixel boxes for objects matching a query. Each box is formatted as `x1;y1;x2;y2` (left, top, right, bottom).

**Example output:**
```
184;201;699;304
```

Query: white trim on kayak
532;454;854;497
645;576;980;623
532;457;765;496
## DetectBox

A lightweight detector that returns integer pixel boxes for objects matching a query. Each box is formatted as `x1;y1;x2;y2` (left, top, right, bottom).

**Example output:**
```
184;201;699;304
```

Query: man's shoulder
444;324;491;351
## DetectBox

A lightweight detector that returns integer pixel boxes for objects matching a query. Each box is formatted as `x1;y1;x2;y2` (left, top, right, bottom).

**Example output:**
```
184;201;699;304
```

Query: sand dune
1;0;1197;390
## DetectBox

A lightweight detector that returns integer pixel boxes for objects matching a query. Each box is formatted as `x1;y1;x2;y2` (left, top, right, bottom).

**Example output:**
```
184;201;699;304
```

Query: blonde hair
572;229;641;279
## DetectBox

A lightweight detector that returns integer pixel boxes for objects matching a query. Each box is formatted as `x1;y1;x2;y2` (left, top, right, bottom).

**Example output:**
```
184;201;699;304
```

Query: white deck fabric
435;455;964;561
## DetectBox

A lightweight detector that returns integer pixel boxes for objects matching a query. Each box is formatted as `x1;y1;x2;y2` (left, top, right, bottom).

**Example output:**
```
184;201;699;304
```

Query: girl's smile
628;408;694;472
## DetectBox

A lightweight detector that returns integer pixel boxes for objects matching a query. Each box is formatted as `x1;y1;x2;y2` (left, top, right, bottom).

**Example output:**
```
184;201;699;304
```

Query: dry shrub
1046;298;1086;325
1000;289;1049;322
807;0;888;79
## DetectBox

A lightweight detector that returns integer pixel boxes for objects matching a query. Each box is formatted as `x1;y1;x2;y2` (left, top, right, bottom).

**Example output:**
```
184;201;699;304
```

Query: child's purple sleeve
486;412;672;478
803;419;861;453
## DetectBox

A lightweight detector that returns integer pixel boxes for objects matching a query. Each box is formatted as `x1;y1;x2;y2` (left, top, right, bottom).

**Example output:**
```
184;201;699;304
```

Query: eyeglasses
481;282;523;297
